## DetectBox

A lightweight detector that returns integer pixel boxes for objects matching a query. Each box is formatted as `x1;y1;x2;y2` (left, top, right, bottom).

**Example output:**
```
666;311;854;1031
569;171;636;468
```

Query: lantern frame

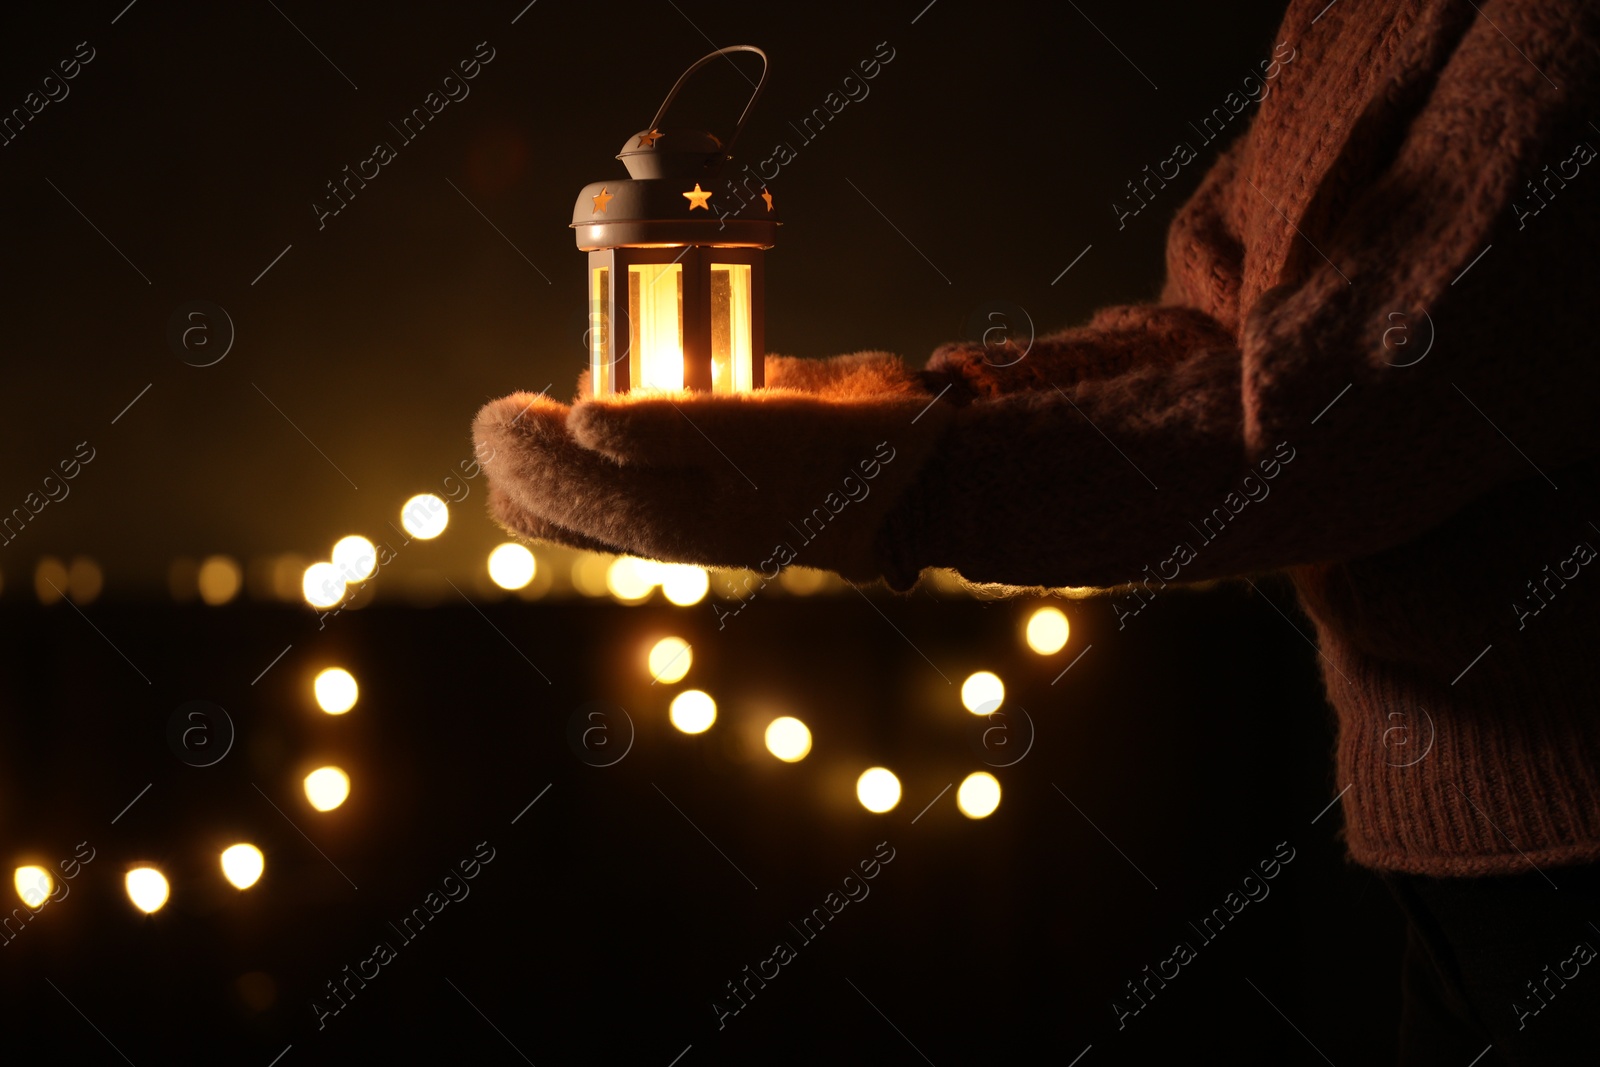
584;245;765;395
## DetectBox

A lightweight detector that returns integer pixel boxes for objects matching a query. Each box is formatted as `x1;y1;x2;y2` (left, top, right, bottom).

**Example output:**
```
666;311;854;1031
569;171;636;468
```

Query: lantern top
616;128;725;181
616;45;766;177
571;46;779;251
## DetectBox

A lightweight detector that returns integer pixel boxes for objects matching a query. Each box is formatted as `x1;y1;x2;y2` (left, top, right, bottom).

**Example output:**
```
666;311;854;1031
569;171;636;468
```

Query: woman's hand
472;352;955;587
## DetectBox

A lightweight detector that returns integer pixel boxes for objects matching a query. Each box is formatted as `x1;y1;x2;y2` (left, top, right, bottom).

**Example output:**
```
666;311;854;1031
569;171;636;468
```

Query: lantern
572;46;778;397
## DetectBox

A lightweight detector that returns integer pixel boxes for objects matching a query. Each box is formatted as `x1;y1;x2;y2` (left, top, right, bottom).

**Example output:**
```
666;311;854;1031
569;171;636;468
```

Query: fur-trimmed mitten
472;352;955;588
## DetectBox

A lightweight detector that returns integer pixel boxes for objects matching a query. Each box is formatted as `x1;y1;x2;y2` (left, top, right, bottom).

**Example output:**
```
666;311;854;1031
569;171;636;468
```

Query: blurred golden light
1025;607;1070;655
400;494;449;540
648;636;692;683
14;866;52;909
332;535;378;582
570;553;612;597
764;716;812;762
778;567;830;595
961;671;1005;715
511;551;554;599
660;564;710;606
125;867;169;913
711;568;759;599
856;767;902;813
67;556;104;604
607;557;655;603
34;557;68;605
304;766;351;812
487;543;536;590
198;554;243;605
630;557;666;585
669;689;717;734
957;772;1002;819
220;844;265;889
314;668;358;714
301;562;346;608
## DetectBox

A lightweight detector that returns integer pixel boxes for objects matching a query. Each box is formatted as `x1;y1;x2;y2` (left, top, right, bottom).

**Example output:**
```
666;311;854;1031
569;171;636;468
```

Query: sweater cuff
922;341;1051;402
1330;611;1600;876
922;304;1238;401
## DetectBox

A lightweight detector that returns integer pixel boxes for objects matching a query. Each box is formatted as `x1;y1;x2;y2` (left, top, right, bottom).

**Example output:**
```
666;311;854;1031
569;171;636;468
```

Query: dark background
0;1;1404;1063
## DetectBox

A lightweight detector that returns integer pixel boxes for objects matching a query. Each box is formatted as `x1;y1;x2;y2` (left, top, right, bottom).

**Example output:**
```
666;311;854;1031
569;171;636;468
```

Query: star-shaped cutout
637;128;664;148
592;187;615;214
761;188;774;212
682;183;713;211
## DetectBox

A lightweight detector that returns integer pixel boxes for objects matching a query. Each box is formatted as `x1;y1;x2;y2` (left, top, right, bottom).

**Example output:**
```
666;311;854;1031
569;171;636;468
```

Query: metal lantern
572;46;778;396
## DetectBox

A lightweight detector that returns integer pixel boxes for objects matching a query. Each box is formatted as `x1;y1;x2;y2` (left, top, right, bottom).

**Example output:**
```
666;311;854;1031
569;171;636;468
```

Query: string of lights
7;480;1082;918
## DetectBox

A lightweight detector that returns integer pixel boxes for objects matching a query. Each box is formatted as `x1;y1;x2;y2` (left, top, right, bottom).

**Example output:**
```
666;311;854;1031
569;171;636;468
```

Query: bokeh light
669;689;717;734
332;535;377;582
764;716;812;762
957;772;1002;819
571;554;611;597
961;671;1005;715
13;866;52;909
607;557;655;602
487;543;536;590
198;555;243;605
314;668;358;714
220;844;265;889
34;557;68;605
67;556;104;604
1025;607;1070;655
125;867;170;914
400;494;449;540
856;767;902;813
648;637;692;683
711;568;759;599
630;557;665;586
301;562;346;608
660;564;710;606
777;567;830;595
304;766;351;812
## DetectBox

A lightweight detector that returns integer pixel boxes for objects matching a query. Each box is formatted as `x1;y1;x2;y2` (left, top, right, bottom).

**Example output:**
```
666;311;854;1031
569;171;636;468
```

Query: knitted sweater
888;0;1600;875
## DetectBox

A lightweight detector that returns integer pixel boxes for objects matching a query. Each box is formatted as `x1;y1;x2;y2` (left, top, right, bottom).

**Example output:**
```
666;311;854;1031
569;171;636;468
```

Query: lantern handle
647;45;769;159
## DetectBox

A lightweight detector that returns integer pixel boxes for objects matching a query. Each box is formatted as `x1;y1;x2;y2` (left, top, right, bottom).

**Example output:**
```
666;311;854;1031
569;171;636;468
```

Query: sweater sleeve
922;304;1238;402
880;0;1600;590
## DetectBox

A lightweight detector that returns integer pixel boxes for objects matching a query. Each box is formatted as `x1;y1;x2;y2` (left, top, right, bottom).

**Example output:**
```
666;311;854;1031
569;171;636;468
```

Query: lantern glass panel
589;266;611;396
709;263;753;393
628;263;685;391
